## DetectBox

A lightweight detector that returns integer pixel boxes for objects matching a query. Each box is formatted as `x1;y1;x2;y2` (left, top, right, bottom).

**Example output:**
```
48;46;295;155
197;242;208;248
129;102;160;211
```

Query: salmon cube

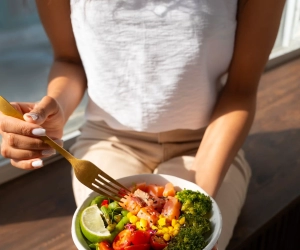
163;182;176;197
119;194;146;215
130;182;148;193
161;196;182;221
134;189;166;213
137;206;160;226
147;184;165;197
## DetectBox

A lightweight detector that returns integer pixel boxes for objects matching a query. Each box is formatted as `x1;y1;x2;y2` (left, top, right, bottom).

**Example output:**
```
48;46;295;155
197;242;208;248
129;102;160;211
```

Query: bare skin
0;0;285;196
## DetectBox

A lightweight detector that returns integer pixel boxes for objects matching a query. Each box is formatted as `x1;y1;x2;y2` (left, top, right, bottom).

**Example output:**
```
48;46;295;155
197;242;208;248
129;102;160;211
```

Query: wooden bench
227;57;300;250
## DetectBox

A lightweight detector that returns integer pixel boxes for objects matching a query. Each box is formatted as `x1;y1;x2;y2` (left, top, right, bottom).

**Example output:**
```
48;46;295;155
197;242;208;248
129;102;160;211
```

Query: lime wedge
80;204;111;243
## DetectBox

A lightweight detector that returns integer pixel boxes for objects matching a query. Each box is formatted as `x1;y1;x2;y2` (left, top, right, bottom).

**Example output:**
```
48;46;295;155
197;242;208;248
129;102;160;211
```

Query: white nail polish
32;128;46;136
32;160;43;168
42;149;56;156
25;113;39;121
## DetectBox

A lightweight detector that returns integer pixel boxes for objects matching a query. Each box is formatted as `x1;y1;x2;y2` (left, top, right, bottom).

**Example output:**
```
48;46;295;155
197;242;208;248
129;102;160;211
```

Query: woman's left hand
212;244;218;250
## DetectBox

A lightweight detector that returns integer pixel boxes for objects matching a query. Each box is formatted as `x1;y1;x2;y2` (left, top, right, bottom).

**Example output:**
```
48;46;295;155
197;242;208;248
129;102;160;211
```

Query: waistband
85;120;207;144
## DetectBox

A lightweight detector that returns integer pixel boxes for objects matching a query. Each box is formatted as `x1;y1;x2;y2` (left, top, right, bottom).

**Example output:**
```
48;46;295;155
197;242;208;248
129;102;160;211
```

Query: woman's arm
36;0;87;123
191;0;286;197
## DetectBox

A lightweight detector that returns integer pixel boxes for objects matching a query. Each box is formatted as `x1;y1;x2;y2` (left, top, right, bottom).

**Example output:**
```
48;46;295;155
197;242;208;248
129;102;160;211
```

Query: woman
0;0;285;249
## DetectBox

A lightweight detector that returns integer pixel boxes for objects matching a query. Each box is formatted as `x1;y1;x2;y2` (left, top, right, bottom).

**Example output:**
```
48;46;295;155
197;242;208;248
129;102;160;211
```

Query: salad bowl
71;174;222;250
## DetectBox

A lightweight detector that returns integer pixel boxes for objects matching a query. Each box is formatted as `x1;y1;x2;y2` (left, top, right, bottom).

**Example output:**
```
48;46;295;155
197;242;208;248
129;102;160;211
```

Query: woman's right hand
0;96;65;170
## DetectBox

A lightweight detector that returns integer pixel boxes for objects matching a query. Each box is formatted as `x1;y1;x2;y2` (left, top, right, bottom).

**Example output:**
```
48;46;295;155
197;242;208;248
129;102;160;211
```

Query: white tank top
70;0;237;132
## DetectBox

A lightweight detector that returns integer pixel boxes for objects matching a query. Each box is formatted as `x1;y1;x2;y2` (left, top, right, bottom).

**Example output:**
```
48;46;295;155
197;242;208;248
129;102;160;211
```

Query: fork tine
89;183;121;202
96;169;131;193
94;177;124;198
95;175;123;194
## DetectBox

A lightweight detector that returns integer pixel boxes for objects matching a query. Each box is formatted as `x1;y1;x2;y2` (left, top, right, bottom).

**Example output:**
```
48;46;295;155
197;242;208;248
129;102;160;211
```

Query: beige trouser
70;120;251;250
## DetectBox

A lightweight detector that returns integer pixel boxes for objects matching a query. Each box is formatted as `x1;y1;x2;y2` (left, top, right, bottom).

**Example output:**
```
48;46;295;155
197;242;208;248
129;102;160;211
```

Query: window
271;0;300;59
0;0;299;184
0;0;86;183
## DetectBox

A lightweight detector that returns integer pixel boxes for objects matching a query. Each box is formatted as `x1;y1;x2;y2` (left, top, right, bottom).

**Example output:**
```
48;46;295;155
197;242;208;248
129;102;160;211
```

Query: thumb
23;96;58;125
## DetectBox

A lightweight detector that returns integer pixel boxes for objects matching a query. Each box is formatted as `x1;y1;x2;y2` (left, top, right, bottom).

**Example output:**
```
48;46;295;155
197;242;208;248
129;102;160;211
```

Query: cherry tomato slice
101;199;109;207
129;230;151;245
113;230;132;250
99;241;113;250
150;235;168;250
124;244;150;250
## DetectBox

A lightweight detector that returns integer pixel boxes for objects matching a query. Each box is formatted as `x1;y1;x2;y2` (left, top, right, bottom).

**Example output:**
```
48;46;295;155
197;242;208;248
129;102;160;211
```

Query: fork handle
39;135;75;163
0;96;75;163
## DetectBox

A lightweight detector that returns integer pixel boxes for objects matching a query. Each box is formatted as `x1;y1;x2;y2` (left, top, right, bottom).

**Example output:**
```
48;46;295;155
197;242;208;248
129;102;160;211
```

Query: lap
70;139;153;206
70;121;251;249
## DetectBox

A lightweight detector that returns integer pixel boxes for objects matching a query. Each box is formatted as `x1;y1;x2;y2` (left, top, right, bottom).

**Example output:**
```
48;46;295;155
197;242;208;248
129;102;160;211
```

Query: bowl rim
71;174;222;250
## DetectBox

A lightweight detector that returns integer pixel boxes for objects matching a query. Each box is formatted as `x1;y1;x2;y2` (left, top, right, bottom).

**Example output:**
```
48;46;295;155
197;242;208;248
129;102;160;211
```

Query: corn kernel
136;221;141;229
127;212;133;219
156;229;163;235
158;218;166;226
129;215;138;224
162;227;169;233
173;229;179;236
179;217;185;225
163;233;171;241
171;219;177;227
174;223;181;230
151;225;158;230
140;218;148;228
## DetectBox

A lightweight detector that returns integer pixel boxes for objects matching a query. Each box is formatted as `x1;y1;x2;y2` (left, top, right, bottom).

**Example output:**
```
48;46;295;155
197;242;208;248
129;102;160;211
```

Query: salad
79;181;213;250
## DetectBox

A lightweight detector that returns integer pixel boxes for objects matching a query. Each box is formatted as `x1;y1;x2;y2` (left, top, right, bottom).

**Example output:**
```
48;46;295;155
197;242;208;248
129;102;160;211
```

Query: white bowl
71;174;222;250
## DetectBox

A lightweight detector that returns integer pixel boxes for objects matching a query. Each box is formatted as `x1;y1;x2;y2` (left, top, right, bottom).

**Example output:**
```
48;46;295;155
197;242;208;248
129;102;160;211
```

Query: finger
1;145;56;160
10;158;44;170
22;96;60;125
212;243;218;250
0;116;46;137
1;132;63;150
10;102;36;115
2;132;53;150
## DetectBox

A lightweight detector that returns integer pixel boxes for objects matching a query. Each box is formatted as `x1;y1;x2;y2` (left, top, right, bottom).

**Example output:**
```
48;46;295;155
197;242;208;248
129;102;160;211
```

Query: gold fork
0;96;130;202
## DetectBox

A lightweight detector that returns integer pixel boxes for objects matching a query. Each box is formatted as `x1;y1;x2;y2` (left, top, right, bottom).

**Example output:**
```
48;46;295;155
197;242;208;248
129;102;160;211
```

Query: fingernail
24;113;39;121
42;149;56;156
32;160;43;168
32;128;46;136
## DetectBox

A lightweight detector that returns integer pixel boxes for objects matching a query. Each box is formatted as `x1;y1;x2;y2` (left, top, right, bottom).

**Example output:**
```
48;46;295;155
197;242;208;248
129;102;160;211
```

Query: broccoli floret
176;189;212;216
164;227;208;250
165;191;213;249
165;214;211;249
181;214;211;235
